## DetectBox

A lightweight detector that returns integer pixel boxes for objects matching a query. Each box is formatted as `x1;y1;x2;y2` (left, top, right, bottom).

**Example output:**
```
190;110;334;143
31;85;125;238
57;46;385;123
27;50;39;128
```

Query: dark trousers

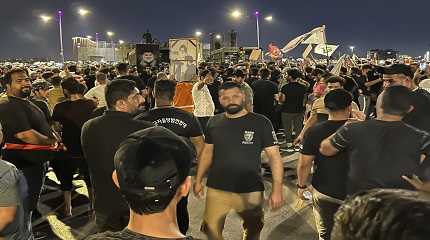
177;195;189;234
312;189;342;240
281;112;304;142
50;151;74;191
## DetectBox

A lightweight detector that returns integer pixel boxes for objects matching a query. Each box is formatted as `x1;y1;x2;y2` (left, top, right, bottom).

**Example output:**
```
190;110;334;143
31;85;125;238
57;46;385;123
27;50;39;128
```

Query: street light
78;8;90;17
349;46;355;55
40;15;52;23
106;31;115;62
86;35;93;39
264;15;273;22
106;31;114;37
195;31;202;37
215;34;222;40
118;40;124;44
231;9;242;19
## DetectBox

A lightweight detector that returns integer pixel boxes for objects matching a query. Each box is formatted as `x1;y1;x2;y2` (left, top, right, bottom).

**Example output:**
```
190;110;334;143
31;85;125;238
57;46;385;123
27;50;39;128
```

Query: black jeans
177;195;189;234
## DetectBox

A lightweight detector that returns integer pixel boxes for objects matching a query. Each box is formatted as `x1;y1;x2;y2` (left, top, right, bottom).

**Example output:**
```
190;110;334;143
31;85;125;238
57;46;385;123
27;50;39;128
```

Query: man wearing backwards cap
86;126;193;240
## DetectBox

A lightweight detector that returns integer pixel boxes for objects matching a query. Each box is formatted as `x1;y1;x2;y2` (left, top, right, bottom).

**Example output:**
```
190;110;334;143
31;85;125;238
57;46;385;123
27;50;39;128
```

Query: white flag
314;43;339;57
302;44;313;59
281;25;326;53
302;25;326;45
330;55;346;76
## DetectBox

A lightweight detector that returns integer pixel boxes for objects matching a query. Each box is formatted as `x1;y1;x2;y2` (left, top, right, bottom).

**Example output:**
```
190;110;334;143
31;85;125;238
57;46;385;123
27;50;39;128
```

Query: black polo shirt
81;110;153;218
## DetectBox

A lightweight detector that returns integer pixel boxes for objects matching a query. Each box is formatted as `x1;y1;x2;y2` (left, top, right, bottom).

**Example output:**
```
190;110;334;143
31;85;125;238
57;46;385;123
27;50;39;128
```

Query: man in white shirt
192;69;215;130
85;72;108;107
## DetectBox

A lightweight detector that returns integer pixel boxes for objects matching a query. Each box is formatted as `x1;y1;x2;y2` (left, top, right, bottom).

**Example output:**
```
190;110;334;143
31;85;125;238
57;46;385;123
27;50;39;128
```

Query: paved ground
34;151;318;240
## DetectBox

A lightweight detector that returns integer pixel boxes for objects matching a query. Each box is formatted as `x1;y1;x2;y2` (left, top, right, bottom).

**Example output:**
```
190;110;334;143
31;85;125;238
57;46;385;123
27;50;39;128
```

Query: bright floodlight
78;8;90;16
195;31;202;37
231;9;242;18
86;35;93;39
349;46;355;50
40;15;52;23
106;31;114;37
118;40;124;44
264;15;273;22
215;34;222;39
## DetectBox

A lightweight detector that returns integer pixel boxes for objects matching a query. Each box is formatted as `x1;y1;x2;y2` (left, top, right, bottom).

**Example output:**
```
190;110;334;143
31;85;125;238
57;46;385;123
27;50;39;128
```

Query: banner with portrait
136;43;160;73
169;38;200;82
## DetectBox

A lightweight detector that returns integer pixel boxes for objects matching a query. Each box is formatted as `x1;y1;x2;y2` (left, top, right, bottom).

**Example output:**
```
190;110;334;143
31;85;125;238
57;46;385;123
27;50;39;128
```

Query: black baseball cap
382;64;414;79
114;126;192;214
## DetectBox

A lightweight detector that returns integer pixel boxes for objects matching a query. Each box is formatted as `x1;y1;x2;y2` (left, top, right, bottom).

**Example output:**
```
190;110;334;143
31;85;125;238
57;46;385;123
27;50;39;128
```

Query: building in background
72;37;134;62
367;49;399;61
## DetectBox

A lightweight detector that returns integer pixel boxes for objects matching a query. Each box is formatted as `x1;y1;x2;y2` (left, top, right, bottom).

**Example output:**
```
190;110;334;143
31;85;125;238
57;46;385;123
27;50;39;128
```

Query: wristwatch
297;184;308;189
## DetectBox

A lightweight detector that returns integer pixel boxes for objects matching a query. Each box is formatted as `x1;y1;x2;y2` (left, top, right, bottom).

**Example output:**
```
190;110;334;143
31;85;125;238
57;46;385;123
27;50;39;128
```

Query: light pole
58;10;65;64
107;31;115;62
349;46;355;56
255;11;260;49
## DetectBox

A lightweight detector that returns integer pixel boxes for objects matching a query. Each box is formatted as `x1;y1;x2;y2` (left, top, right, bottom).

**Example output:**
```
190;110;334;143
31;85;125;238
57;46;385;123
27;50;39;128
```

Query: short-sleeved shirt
0;160;32;239
301;120;348;200
205;112;278;193
280;81;308;113
0;96;53;144
251;79;278;114
135;107;202;139
330;120;430;195
86;228;193;240
52;99;97;155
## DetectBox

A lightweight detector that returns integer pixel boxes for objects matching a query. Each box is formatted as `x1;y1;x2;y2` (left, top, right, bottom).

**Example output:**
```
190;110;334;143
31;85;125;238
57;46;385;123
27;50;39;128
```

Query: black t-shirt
81;111;153;217
0;96;53;144
403;88;430;134
251;79;278;114
86;229;193;240
207;80;222;114
135;107;202;138
30;98;52;123
330;120;430;195
205;113;278;193
52;99;97;155
280;82;308;113
301;120;348;200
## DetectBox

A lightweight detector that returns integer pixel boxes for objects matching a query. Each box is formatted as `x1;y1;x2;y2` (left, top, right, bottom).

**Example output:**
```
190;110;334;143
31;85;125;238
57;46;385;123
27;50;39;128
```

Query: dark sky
1;0;429;60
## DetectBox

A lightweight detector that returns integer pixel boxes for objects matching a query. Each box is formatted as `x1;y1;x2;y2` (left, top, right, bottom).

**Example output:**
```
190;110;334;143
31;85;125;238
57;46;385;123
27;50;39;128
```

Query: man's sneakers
280;143;302;153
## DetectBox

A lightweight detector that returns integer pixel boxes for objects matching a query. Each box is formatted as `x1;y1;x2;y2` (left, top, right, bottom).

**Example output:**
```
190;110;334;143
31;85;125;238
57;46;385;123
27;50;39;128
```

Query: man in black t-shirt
298;89;352;240
0;68;57;219
82;80;153;232
86;127;193;240
251;68;278;127
321;86;430;195
194;82;284;240
279;68;308;148
135;79;204;234
381;63;430;133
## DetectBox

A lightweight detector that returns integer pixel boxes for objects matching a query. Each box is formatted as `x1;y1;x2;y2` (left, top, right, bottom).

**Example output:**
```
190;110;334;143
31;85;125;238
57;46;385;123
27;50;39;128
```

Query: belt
3;143;64;151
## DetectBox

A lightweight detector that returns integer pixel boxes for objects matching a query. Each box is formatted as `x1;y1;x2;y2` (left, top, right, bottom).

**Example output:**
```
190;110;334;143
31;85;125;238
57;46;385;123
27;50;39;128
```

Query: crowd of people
0;58;430;240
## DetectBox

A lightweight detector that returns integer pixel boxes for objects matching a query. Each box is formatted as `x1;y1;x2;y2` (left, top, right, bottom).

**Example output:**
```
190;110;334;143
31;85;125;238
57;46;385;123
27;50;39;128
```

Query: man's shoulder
0;160;19;185
85;230;193;240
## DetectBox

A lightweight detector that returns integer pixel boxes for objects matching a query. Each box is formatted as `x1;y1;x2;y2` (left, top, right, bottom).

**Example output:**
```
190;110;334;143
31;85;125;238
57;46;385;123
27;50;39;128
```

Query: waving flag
314;43;339;57
281;25;326;53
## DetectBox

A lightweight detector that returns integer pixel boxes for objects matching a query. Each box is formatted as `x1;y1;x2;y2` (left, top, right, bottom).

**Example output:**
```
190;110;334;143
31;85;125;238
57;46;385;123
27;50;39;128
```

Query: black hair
340;67;348;75
61;77;87;95
154;79;176;101
233;69;245;78
305;66;313;74
116;63;129;73
67;65;77;73
326;76;346;86
219;81;241;92
332;189;430;240
312;68;325;77
42;72;54;80
50;76;63;87
2;68;28;86
259;68;271;79
105;79;137;109
287;68;303;80
361;64;372;71
315;64;327;71
250;67;259;76
324;89;352;111
350;67;361;75
199;69;214;79
381;85;413;116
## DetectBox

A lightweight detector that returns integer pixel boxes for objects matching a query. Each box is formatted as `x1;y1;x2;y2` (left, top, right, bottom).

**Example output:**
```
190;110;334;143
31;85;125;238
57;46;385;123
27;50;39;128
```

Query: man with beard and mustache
0;68;58;229
194;81;285;240
81;80;153;232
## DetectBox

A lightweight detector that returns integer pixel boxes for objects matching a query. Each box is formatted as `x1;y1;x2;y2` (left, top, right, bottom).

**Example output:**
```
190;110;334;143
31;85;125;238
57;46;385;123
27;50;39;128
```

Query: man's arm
190;136;204;160
0;207;16;232
15;130;56;145
364;78;382;87
264;145;285;210
194;143;214;198
278;93;285;103
294;114;317;145
320;133;341;156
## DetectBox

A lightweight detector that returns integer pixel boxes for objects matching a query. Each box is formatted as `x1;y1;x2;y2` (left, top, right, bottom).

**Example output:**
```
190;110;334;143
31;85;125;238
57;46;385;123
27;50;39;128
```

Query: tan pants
202;187;264;240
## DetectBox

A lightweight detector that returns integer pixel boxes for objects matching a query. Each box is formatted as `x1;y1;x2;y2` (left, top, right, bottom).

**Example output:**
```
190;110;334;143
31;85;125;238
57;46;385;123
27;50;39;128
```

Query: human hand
193;181;205;199
268;188;285;211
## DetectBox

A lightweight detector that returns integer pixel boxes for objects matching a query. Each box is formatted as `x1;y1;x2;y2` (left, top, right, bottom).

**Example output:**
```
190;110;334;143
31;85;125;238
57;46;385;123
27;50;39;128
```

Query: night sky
1;0;429;60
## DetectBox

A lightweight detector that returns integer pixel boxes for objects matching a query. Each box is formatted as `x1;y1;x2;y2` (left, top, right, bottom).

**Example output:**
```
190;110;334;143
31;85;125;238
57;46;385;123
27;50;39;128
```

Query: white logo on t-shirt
242;131;255;145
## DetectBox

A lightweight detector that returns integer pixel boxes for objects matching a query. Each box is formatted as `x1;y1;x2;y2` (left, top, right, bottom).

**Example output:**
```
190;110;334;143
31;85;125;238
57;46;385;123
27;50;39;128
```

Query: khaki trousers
202;187;264;240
